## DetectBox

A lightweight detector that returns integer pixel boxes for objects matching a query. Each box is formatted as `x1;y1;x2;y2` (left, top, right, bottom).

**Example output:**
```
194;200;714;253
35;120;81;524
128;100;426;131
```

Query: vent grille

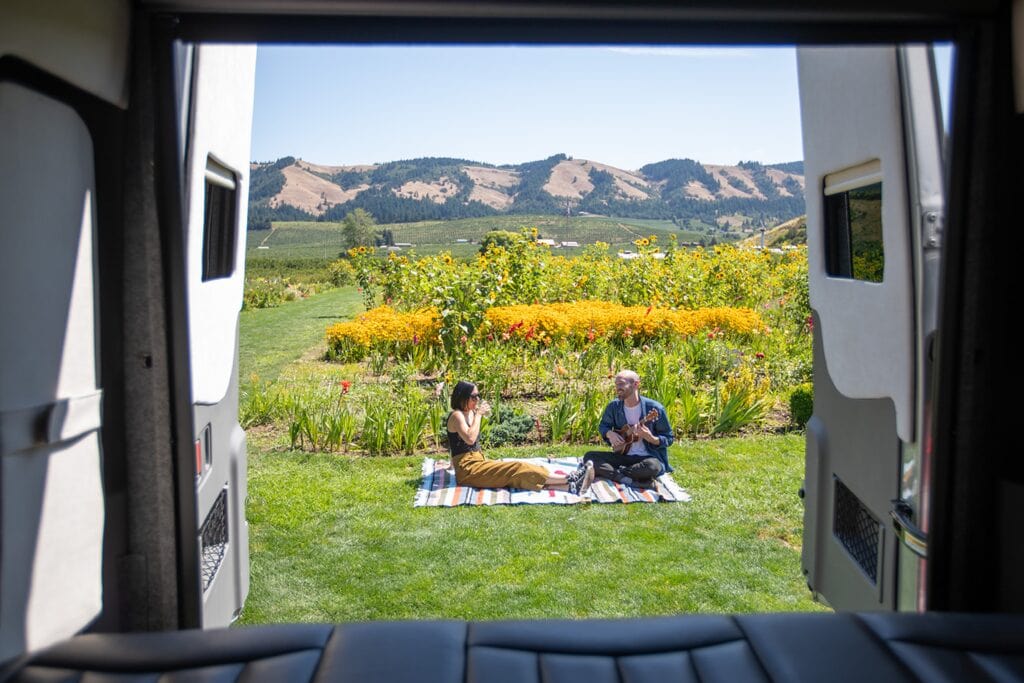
833;478;880;584
200;488;229;592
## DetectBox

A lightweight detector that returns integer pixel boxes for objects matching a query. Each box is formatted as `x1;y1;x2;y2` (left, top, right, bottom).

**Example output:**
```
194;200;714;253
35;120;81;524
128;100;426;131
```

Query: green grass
237;272;823;622
237;433;825;623
240;286;363;383
245;256;339;284
245;214;728;260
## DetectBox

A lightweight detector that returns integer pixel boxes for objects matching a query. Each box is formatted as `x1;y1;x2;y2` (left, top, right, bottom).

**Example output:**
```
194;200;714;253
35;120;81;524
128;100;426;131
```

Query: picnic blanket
413;456;691;507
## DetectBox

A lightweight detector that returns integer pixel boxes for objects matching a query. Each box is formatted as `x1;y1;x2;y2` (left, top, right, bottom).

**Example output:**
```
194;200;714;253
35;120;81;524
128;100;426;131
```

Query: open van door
798;45;945;611
180;43;256;627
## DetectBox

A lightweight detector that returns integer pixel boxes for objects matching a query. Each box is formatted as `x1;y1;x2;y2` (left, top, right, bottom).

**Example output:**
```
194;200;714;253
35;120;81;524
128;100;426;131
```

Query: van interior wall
928;12;1024;612
93;18;188;633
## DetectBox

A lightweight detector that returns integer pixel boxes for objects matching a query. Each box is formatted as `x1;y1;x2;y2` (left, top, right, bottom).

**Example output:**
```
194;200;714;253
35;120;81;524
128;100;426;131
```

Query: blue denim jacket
598;396;674;473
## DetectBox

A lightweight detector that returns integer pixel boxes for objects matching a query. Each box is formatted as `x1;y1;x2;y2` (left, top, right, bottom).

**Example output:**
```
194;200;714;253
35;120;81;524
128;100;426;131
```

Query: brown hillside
270;165;367;215
737;215;807;247
544;159;594;199
705;164;762;199
295;159;344;176
463;165;518;189
766;168;804;197
683;179;716;200
588;160;654;200
464;165;518;209
469;185;514;210
393;177;460;203
259;157;804;215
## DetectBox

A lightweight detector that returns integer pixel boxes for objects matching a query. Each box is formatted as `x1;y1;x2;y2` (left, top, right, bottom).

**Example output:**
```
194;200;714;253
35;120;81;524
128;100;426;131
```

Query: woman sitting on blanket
447;381;594;495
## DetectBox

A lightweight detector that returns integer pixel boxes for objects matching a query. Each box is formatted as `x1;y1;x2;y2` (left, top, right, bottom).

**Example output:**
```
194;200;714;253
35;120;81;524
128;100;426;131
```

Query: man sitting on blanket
583;369;674;490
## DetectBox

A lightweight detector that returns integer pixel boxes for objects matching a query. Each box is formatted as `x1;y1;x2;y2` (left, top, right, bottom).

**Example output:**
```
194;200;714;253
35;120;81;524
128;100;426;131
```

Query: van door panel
183;44;256;627
798;45;912;611
0;83;104;659
798;45;944;611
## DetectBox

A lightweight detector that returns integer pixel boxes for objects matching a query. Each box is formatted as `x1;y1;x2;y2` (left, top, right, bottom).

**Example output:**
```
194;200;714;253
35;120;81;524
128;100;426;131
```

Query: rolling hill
737;215;807;248
248;154;805;230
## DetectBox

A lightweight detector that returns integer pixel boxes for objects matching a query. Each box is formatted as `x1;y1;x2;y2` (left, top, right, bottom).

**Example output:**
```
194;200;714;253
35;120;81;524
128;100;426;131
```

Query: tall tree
342;208;377;248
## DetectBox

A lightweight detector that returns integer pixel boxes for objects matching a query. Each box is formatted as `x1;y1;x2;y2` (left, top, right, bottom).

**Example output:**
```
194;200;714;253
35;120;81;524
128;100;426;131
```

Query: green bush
243;277;288;310
328;258;356;286
482;405;536;447
789;382;813;428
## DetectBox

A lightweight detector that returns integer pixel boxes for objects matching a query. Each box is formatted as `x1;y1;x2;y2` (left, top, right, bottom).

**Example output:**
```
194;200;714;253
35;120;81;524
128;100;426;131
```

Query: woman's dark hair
450;381;477;411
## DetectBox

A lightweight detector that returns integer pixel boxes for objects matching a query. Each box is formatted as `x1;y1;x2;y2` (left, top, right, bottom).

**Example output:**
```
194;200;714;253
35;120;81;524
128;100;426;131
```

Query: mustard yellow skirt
452;451;549;491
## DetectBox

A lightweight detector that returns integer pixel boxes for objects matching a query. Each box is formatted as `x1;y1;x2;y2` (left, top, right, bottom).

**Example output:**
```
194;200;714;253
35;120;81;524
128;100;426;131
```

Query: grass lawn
239;286;362;383
237;280;825;623
238;432;826;624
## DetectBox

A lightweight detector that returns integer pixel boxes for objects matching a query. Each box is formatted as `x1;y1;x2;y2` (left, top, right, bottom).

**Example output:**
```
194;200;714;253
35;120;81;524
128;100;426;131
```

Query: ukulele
611;408;659;454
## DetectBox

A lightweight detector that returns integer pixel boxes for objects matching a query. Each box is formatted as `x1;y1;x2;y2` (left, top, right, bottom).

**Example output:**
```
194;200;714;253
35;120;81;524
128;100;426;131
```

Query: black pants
582;450;663;483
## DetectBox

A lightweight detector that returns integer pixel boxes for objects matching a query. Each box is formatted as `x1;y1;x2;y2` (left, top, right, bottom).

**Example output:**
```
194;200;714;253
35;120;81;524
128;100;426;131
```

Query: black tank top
447;412;481;457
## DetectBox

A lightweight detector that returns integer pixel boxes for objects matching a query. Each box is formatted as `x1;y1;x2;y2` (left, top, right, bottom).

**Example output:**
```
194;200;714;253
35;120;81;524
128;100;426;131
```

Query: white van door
798;45;945;610
181;43;257;627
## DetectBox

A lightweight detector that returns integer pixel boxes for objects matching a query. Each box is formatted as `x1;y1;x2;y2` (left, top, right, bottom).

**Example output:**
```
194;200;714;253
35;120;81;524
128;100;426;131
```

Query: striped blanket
413;456;691;507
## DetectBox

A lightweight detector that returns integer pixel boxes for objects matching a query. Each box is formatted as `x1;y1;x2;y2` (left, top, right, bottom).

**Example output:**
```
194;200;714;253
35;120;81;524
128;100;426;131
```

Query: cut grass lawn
240;286;362;383
237;282;825;623
238;432;827;624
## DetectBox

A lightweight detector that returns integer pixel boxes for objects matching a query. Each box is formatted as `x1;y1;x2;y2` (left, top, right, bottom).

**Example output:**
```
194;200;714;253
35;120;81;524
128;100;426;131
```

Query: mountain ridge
248;154;804;229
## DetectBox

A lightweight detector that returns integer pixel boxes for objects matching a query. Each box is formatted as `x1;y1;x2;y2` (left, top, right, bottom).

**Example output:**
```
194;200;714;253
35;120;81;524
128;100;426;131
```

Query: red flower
509;320;524;332
524;326;535;340
645;305;653;316
412;334;419;345
806;315;814;331
487;333;494;341
586;328;596;342
340;380;351;394
755;352;765;360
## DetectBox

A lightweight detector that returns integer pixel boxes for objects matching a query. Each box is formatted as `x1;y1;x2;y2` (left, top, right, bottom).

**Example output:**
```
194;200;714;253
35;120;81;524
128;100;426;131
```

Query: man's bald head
615;370;640;385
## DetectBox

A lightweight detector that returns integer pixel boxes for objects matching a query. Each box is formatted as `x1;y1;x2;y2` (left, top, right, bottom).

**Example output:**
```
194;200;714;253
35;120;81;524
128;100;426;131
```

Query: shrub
789;382;814;428
243;277;288;310
328;258;356;286
481;405;535;447
709;367;770;435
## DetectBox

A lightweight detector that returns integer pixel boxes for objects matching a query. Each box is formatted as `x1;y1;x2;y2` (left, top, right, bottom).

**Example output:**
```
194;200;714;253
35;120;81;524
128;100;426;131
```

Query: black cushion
5;613;1024;682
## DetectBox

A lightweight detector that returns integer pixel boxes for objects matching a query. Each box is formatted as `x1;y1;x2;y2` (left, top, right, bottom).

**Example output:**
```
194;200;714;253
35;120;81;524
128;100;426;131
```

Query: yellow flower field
327;301;762;360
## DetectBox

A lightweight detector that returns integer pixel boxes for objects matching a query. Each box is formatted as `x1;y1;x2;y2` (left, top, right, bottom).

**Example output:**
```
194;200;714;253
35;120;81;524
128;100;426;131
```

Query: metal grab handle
890;499;928;557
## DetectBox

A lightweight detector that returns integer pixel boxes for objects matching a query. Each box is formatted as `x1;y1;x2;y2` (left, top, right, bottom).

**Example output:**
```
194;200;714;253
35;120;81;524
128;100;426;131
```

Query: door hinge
890;499;928;557
923;210;943;249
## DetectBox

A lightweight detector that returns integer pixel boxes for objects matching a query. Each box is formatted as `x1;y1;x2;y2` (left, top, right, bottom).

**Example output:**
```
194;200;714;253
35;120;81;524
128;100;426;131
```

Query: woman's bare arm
448;409;480;444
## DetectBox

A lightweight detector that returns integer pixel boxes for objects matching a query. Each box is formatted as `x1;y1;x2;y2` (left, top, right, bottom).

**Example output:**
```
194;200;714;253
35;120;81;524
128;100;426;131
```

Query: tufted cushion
4;613;1024;682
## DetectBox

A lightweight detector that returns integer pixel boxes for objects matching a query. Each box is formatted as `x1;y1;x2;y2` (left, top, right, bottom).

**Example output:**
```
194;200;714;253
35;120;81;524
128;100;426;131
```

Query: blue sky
251;45;804;170
251;44;953;170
